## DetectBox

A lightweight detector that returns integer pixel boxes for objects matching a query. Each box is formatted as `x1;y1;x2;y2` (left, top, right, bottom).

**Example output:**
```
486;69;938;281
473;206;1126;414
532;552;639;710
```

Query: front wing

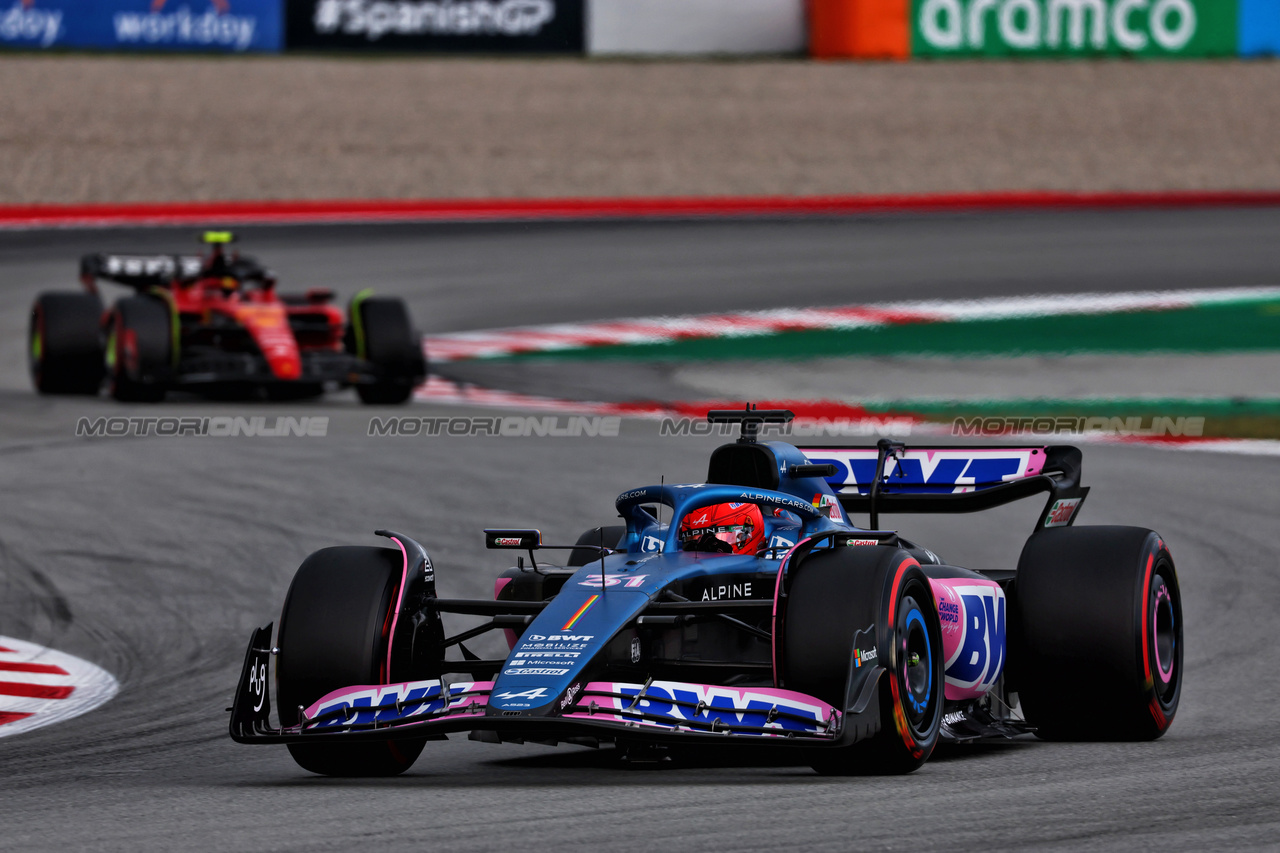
229;625;865;748
163;349;371;387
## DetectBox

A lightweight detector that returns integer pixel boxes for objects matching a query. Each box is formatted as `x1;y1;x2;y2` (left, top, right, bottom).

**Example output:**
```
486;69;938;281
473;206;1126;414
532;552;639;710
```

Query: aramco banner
911;0;1238;57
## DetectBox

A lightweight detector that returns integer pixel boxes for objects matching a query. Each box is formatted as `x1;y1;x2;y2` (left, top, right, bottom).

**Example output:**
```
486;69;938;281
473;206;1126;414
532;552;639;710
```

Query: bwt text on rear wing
797;441;1088;531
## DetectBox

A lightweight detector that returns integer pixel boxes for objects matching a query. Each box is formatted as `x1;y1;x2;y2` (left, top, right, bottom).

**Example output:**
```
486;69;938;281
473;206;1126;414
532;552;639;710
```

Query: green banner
911;0;1238;57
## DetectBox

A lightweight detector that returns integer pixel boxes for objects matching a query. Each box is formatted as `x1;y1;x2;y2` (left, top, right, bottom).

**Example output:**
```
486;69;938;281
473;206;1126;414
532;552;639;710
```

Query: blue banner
1240;0;1280;55
0;0;283;51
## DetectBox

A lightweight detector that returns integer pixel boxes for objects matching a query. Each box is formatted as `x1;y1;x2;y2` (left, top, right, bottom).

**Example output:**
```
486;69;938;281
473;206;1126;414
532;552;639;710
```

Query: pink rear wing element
796;444;1087;534
797;446;1049;496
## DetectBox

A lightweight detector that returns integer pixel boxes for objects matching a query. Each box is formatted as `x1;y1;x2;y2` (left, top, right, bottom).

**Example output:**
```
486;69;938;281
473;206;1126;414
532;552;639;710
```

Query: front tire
782;546;944;775
107;296;170;403
1012;527;1182;741
276;546;425;776
29;292;104;395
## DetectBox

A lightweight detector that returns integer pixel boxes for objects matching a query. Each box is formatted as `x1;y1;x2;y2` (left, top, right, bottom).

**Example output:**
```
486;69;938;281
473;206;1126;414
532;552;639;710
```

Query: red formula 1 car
28;232;426;403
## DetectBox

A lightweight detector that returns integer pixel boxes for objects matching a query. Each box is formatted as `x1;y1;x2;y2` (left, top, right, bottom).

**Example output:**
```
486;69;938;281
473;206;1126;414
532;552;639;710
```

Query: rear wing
80;253;203;290
797;442;1088;532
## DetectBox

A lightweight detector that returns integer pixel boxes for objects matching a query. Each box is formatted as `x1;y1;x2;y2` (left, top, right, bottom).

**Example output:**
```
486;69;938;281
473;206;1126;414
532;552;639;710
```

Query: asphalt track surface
1;209;1279;851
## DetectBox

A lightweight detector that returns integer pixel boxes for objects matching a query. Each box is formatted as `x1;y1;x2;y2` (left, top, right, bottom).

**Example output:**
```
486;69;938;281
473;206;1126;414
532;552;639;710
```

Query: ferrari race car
229;409;1183;776
28;232;426;403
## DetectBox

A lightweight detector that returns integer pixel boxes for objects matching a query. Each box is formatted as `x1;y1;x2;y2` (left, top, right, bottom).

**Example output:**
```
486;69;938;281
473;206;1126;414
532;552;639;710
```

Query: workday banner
911;0;1238;57
0;0;283;52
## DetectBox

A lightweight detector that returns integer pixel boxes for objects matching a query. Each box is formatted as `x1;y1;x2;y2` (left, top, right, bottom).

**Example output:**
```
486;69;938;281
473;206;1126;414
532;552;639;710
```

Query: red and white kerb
0;636;119;738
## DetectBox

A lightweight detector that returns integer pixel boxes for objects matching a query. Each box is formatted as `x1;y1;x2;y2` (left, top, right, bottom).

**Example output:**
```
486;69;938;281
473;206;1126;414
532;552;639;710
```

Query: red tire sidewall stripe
886;555;924;758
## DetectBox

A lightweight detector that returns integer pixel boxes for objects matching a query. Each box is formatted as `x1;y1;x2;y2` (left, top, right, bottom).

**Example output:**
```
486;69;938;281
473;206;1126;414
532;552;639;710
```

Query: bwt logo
942;585;1007;691
919;0;1200;53
614;683;830;735
811;451;1029;495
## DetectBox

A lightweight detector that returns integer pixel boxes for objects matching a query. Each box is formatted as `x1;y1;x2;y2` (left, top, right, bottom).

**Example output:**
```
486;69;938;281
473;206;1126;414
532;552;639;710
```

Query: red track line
0;682;75;700
0;712;34;726
0;662;70;675
3;191;1280;228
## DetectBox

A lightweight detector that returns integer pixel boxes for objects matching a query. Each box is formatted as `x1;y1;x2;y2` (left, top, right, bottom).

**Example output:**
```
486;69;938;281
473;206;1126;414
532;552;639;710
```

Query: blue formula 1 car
229;409;1183;776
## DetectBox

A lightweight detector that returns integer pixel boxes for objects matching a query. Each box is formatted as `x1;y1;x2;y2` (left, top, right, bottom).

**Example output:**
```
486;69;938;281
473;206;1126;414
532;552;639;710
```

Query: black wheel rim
898;593;935;733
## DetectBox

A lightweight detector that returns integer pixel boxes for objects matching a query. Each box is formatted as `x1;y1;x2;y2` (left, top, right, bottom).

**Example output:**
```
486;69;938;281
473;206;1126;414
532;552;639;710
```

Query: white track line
1133;439;1280;457
0;636;119;739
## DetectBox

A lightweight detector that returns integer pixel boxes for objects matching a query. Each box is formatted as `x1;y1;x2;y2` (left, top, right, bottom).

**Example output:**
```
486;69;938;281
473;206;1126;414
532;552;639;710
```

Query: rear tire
276;546;425;776
349;296;425;405
1012;527;1181;741
782;547;944;775
29;292;104;395
107;296;170;403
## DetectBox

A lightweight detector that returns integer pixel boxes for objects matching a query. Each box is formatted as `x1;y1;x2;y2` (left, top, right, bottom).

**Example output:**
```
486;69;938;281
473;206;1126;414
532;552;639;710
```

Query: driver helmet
679;502;764;554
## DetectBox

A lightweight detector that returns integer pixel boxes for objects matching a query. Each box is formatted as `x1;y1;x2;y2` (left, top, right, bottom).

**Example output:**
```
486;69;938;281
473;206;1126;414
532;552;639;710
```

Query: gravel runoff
2;57;1279;204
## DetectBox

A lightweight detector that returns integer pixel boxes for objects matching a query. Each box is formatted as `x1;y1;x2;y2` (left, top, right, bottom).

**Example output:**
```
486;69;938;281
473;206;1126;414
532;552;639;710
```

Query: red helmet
679;503;765;555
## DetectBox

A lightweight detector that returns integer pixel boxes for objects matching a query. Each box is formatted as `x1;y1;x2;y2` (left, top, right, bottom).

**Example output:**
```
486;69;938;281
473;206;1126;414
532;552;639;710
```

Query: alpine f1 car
28;232;426;403
229;409;1182;776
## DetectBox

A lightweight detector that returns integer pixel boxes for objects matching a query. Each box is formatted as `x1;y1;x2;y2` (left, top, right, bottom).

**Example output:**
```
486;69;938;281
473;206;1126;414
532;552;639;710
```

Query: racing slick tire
781;546;944;775
276;546;426;776
348;295;426;405
1011;527;1181;741
106;296;171;403
567;525;627;567
29;292;104;395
